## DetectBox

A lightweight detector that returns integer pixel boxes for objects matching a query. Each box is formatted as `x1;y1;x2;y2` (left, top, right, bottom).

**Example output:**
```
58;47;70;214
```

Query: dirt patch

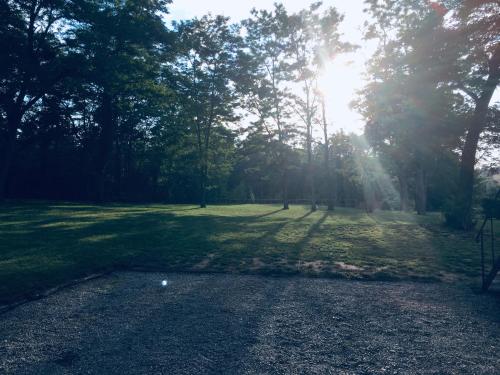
297;260;327;273
250;257;266;270
335;261;364;271
437;271;461;283
191;253;216;270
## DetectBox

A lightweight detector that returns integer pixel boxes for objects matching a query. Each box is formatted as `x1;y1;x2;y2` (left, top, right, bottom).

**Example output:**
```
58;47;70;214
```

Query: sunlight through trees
1;0;498;229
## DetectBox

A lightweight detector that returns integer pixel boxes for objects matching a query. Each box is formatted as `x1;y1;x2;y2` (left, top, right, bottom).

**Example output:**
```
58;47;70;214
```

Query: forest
1;0;499;230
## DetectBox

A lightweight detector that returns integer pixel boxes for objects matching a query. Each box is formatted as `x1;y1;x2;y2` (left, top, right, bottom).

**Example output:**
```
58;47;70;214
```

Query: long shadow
289;211;329;261
0;205;341;304
227;210;330;275
254;208;283;218
4;203;499;331
241;209;318;250
31;272;288;373
0;210;253;303
293;210;314;222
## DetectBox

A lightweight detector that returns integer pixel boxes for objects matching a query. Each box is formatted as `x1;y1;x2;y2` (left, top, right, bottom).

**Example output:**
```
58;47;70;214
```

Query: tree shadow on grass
3;205;487;305
286;211;329;270
293;211;329;251
224;210;330;274
1;206;342;303
253;208;283;218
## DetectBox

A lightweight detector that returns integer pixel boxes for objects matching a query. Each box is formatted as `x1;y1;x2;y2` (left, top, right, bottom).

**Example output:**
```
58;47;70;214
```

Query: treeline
1;0;499;229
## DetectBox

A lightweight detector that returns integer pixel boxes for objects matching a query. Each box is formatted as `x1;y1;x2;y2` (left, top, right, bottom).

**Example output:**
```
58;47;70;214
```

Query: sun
317;55;365;134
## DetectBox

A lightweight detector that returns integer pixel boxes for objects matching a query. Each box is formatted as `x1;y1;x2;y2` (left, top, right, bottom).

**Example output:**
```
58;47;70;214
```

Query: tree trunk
195;123;208;209
307;120;316;212
94;92;115;203
326;167;335;211
199;141;208;208
0;139;14;201
415;163;427;215
249;187;255;203
363;181;375;213
308;152;316;211
398;174;409;211
0;141;13;201
322;100;334;211
114;139;123;199
458;73;499;228
0;110;22;201
200;162;207;208
336;157;344;206
282;166;289;210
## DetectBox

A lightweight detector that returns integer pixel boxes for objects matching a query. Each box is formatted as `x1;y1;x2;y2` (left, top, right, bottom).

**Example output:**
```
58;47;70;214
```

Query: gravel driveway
1;272;499;374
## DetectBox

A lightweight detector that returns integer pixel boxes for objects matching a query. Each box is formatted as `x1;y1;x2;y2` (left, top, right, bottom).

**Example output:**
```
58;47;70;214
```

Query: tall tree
320;95;335;210
0;0;76;200
363;0;500;226
356;73;462;214
449;1;500;228
241;4;296;209
173;15;241;207
68;0;171;201
287;2;348;211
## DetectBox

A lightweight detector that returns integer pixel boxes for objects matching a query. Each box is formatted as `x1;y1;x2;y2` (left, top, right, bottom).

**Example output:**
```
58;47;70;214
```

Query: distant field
0;203;490;305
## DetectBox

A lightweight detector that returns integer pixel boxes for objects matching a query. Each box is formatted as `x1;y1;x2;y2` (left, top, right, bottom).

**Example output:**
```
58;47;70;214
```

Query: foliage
359;0;500;225
0;0;497;222
172;15;241;207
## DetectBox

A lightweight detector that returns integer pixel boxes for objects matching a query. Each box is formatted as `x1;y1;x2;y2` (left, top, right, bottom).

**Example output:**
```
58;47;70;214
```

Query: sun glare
318;55;365;133
167;0;374;135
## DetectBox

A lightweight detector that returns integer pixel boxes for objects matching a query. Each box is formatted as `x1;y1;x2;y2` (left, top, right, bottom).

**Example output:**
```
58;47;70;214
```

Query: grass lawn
0;202;491;305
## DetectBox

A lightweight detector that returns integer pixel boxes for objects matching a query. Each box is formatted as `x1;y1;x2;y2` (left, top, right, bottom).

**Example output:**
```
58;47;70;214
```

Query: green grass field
0;202;489;304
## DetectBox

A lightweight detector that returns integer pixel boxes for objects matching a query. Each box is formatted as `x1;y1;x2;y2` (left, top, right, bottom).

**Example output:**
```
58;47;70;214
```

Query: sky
166;0;500;139
166;0;375;135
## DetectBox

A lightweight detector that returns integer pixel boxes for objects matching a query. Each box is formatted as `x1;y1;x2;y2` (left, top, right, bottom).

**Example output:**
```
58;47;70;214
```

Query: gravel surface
1;272;499;374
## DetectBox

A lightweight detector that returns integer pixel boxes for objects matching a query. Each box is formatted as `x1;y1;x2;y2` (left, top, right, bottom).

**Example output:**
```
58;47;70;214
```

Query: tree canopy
1;0;498;228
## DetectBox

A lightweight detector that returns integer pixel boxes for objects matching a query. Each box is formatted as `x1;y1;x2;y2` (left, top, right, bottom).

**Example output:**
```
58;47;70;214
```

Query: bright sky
166;0;375;135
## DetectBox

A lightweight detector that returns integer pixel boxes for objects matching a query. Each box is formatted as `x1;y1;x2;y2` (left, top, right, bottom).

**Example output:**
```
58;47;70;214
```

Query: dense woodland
1;0;499;229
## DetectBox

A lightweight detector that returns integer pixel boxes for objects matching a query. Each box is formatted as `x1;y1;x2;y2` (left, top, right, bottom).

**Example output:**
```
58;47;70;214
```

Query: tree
320;95;335;210
241;4;296;209
0;0;77;200
356;71;463;214
329;131;364;207
287;2;349;211
448;1;500;228
68;0;171;202
173;15;241;207
363;0;499;226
